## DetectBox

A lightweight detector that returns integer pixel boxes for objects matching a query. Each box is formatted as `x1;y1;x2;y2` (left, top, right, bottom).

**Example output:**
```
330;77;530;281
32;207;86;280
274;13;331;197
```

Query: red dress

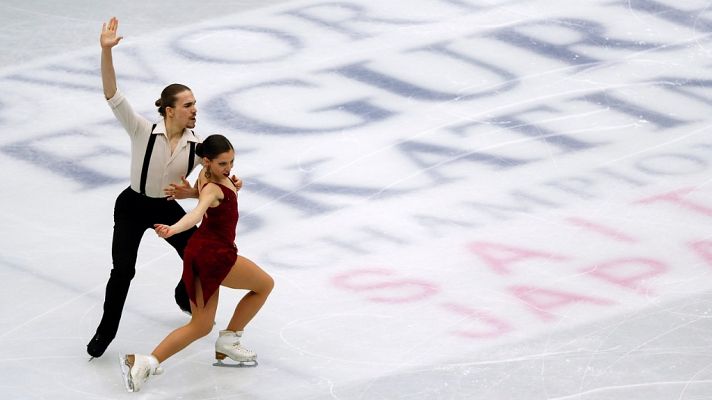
182;182;238;305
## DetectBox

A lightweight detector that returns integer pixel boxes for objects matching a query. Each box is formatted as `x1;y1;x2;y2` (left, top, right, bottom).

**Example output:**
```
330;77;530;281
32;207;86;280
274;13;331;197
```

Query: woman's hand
154;224;173;239
100;17;123;49
231;175;243;191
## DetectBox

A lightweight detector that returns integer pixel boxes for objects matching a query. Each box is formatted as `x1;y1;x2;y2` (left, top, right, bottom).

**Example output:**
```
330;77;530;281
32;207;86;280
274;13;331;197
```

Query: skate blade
118;355;134;392
212;359;258;368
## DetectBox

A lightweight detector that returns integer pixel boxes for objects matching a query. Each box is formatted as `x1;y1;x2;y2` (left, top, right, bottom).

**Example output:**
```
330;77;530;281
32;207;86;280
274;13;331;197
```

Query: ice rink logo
1;0;711;347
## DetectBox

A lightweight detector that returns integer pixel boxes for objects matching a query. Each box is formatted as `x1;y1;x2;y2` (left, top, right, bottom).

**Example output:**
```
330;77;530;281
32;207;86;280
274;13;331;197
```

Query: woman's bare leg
151;279;218;363
221;256;274;332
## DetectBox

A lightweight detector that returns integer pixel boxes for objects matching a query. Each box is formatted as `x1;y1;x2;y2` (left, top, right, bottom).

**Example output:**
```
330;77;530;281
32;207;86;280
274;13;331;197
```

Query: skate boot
119;354;161;392
213;330;258;367
87;331;114;359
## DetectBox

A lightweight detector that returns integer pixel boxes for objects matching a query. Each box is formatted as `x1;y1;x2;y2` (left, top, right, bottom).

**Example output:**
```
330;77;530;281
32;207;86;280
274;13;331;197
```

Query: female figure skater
120;134;274;392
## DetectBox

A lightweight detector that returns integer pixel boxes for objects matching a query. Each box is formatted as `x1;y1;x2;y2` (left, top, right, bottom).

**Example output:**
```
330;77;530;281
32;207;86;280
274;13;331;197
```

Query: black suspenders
187;135;196;177
139;124;158;196
140;125;197;196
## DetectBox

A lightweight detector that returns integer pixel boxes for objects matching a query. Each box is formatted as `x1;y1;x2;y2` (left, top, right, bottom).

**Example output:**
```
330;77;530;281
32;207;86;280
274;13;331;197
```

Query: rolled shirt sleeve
106;89;152;138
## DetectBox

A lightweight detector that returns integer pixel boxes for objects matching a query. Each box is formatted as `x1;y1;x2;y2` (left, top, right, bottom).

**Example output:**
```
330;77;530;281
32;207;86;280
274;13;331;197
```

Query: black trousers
95;187;197;338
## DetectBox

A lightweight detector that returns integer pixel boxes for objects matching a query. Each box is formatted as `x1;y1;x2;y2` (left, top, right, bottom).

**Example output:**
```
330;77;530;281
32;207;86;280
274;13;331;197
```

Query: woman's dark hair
196;134;234;160
155;83;192;116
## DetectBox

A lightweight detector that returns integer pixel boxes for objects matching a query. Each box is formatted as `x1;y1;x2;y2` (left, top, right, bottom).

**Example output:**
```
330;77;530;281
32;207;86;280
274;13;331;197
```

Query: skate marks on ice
295;293;712;400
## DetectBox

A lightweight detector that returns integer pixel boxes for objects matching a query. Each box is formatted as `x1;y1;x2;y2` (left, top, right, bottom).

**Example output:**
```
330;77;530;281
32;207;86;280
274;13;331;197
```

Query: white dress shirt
107;89;201;198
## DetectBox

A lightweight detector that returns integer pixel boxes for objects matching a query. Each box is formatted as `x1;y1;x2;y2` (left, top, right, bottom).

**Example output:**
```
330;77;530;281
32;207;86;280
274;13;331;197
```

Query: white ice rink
2;0;712;398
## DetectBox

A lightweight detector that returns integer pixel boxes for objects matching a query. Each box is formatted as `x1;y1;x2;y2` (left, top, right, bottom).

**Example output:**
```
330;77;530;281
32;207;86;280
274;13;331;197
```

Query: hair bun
196;135;233;161
155;98;162;107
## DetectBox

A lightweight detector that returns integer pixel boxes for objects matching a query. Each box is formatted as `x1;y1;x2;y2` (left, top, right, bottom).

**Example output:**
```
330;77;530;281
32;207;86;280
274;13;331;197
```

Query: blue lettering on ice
328;54;517;101
655;77;712;106
0;131;126;189
485;105;607;150
171;26;303;64
619;0;712;32
577;91;691;129
282;1;430;40
409;40;519;94
488;18;663;67
436;0;497;12
397;140;530;184
249;177;412;216
248;157;414;215
634;153;709;176
206;79;396;134
5;50;158;92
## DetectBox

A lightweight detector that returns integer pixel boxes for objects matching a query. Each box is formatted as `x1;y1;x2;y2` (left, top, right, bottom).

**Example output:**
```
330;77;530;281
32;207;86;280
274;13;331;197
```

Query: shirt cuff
106;89;126;109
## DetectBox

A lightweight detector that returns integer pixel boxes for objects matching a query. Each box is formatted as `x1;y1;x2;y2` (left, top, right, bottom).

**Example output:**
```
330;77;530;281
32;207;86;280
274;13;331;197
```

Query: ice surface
1;0;712;399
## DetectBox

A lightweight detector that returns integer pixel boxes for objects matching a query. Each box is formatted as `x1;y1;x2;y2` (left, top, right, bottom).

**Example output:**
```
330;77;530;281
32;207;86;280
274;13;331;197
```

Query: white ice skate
213;330;258;367
119;354;161;392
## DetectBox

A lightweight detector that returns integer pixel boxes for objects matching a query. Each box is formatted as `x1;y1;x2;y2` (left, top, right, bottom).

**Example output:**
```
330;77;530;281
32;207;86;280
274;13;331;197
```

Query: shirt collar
153;119;199;143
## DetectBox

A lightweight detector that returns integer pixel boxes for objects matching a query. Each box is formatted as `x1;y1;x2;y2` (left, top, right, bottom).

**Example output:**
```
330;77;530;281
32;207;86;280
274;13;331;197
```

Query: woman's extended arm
154;183;221;238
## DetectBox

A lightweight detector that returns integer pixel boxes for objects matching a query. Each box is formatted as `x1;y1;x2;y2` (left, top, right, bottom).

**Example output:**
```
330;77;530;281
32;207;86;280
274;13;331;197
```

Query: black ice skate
87;332;114;360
